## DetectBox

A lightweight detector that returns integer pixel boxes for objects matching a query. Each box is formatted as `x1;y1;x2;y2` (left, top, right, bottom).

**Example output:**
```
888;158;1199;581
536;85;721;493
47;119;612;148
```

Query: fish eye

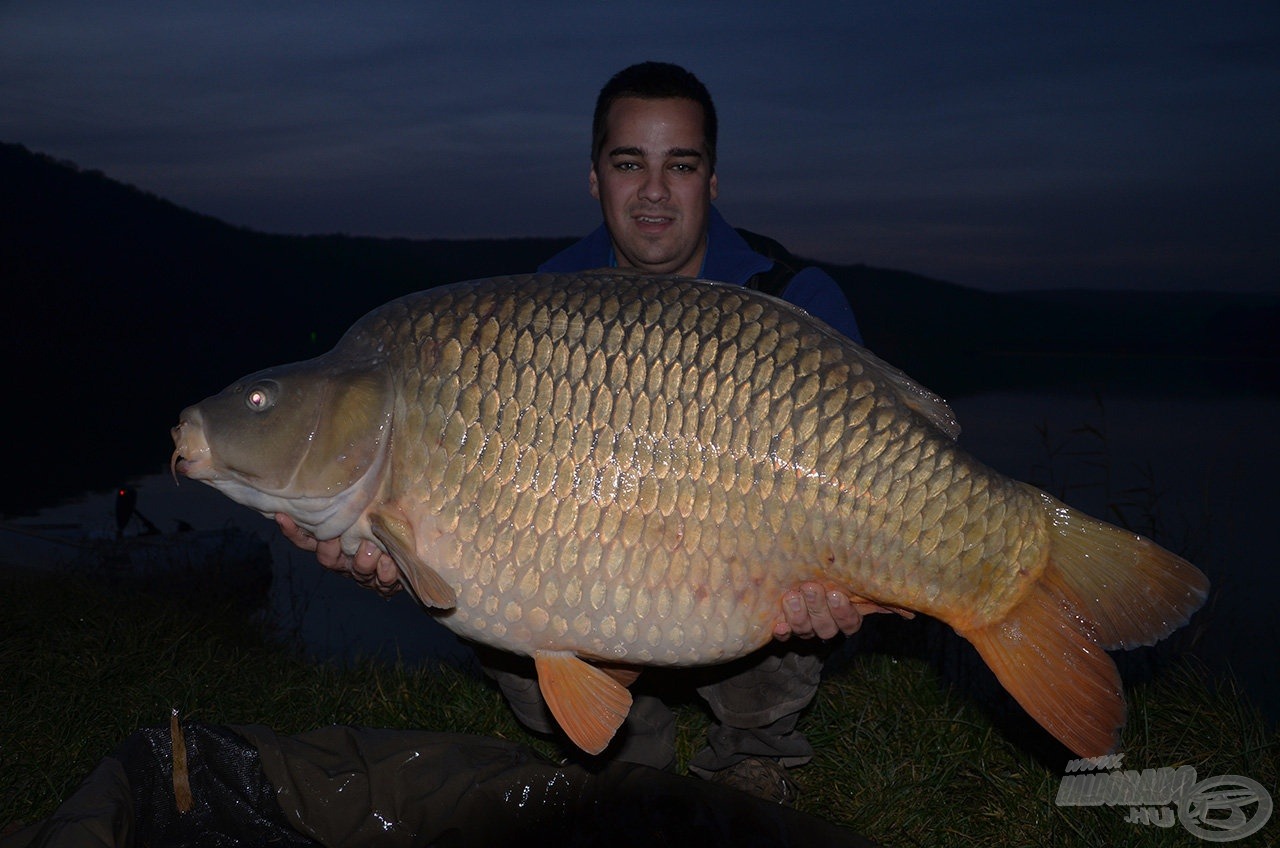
243;381;278;412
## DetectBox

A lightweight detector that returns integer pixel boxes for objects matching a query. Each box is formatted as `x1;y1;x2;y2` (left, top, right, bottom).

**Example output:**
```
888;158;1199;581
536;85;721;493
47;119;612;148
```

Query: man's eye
615;161;640;171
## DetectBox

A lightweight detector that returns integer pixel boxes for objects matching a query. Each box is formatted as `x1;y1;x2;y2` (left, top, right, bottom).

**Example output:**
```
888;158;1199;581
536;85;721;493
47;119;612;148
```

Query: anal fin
534;651;633;755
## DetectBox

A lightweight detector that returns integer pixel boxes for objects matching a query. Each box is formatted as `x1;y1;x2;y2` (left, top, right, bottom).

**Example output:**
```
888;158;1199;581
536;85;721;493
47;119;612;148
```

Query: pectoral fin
368;512;456;609
534;650;633;755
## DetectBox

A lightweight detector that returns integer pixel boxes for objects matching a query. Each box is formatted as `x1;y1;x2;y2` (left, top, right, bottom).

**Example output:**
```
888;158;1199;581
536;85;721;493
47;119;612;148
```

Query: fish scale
376;276;891;658
172;271;1207;758
415;276;1022;645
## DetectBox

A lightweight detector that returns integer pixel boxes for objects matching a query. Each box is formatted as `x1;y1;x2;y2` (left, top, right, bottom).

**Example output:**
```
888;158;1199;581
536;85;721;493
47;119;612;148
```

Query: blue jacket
538;206;863;344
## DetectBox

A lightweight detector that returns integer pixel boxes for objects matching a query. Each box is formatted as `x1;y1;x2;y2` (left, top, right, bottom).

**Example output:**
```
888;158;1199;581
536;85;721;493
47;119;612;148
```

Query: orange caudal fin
534;651;634;755
963;489;1209;758
965;575;1127;757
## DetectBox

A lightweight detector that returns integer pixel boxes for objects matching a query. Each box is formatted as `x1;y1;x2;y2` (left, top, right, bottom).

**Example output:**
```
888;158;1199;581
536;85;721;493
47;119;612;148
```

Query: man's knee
696;649;823;727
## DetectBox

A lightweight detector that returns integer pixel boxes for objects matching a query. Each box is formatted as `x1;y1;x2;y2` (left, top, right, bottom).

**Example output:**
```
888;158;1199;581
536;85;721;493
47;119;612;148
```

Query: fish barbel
170;272;1207;757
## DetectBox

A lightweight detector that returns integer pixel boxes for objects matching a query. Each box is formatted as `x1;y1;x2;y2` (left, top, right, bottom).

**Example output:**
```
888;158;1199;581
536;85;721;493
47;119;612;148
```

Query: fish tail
962;488;1208;757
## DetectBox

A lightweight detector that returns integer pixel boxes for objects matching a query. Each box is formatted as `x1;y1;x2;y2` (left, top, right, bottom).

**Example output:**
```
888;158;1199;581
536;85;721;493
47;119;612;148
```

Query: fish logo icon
1178;774;1272;842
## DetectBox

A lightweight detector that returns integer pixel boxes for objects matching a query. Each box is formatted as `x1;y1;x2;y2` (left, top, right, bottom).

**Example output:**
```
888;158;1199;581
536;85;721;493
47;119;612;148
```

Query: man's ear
589;164;600;199
709;171;718;201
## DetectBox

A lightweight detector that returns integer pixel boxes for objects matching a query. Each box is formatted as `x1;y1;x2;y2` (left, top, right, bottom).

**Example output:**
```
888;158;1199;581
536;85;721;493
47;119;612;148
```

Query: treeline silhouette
2;141;1275;513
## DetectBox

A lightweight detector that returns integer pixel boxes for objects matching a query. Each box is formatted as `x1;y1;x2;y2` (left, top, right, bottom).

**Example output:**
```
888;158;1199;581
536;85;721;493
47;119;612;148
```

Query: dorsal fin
742;284;961;440
855;344;960;440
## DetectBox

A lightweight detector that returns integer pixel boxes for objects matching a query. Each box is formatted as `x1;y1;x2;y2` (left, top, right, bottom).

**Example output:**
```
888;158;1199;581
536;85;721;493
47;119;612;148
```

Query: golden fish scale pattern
351;274;1045;663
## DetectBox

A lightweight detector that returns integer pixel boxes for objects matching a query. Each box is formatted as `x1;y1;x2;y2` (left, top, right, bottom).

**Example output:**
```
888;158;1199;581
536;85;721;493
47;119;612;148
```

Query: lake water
950;390;1278;726
4;388;1275;722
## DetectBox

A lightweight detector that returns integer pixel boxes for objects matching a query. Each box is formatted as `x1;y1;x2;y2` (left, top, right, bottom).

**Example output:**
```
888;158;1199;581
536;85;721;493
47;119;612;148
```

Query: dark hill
0;143;573;512
1;141;1275;514
824;265;1278;400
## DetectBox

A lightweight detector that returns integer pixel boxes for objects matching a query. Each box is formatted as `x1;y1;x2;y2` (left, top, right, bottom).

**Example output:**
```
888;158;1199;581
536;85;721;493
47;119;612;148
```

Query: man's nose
638;169;669;202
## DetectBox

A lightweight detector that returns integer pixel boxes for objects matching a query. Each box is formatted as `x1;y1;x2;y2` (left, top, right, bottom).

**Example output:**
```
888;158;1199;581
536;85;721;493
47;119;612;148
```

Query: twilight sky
2;1;1277;292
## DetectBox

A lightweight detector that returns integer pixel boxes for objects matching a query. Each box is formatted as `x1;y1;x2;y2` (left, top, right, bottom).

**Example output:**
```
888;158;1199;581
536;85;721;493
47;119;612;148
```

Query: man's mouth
633;212;675;231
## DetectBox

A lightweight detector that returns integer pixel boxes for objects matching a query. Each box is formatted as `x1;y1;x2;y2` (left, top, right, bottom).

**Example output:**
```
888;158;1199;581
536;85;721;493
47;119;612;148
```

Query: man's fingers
773;583;875;641
313;537;349;570
802;584;840;640
277;516;401;597
776;587;823;640
352;542;381;577
351;543;402;597
775;592;808;640
276;514;319;552
374;554;401;592
827;592;866;637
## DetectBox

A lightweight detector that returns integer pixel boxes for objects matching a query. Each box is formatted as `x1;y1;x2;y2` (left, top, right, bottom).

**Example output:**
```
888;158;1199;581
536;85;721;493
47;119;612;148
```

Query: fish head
171;356;394;539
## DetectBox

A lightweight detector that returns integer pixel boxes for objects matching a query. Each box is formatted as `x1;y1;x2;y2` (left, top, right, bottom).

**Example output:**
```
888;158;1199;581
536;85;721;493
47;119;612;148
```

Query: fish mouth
170;414;213;482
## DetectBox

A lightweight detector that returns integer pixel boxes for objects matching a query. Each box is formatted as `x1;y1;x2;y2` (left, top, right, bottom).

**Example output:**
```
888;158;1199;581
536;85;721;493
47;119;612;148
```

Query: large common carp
171;272;1207;757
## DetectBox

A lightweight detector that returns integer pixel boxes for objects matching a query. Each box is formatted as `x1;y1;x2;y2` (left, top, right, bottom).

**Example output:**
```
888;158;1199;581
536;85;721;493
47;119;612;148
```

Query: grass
800;655;1277;846
1;571;1275;846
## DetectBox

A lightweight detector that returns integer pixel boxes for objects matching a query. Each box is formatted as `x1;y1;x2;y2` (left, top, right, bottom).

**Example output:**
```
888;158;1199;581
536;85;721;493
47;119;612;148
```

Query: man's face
589;96;718;277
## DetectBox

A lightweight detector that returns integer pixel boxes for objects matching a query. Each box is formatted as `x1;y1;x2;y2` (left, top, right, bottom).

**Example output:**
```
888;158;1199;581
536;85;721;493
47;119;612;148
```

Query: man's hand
773;582;884;641
275;514;402;597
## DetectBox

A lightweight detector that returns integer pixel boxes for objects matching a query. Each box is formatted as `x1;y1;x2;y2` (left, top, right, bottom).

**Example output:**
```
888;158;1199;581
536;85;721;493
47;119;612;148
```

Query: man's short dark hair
591;61;718;171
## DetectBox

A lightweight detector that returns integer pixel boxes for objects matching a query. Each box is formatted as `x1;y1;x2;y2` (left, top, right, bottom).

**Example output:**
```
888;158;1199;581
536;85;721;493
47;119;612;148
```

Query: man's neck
609;236;709;277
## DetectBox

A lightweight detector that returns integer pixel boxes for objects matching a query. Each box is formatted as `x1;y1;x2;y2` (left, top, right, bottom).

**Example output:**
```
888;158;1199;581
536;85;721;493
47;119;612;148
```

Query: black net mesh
4;722;875;848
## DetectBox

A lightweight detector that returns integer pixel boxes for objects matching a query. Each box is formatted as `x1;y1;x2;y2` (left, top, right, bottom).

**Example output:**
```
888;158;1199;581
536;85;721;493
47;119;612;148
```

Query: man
543;64;860;342
279;61;877;803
